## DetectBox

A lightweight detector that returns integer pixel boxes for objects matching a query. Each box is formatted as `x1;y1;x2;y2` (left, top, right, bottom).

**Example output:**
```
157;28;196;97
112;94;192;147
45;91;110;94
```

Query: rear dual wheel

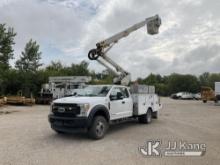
138;109;152;124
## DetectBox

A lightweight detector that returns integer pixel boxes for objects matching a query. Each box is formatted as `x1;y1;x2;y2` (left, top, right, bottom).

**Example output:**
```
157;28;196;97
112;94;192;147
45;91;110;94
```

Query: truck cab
48;84;161;139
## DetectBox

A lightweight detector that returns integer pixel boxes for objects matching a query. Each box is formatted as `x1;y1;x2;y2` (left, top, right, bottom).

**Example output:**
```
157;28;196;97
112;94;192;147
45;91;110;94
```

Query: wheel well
147;107;153;113
93;110;109;122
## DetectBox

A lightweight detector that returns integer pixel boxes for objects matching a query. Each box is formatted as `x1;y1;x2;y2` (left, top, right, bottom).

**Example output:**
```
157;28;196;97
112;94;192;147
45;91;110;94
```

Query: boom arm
88;15;161;85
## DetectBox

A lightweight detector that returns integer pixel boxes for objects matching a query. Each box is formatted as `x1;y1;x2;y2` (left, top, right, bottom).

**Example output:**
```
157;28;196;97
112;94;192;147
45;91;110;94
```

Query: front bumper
48;114;89;133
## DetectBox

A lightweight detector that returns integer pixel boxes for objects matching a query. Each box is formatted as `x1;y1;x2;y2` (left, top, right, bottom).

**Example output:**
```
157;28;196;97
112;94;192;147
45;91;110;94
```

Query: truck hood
53;96;107;104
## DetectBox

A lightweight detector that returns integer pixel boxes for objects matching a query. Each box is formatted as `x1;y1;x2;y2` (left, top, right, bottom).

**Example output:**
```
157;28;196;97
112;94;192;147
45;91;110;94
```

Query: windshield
76;85;112;97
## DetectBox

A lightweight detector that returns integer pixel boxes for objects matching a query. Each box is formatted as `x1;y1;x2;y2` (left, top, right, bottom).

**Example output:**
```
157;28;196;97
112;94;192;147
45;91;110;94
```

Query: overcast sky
0;0;220;79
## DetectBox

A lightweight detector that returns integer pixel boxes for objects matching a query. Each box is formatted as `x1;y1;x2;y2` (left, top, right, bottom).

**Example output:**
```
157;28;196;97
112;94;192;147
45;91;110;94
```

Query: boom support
88;15;161;85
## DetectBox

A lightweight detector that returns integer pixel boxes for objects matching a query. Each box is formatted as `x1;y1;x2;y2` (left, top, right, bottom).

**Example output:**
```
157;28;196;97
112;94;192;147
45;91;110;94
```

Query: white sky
0;0;220;79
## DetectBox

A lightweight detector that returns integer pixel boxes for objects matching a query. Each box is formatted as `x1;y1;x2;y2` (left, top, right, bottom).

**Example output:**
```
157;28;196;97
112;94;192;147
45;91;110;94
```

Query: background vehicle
193;93;201;100
170;93;179;99
36;76;91;104
0;96;7;106
180;92;194;100
171;92;200;100
35;84;53;104
201;86;216;103
176;92;183;99
49;76;91;99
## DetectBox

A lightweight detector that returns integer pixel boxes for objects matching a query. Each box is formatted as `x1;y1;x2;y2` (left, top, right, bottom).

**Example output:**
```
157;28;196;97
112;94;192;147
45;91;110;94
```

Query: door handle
122;101;125;104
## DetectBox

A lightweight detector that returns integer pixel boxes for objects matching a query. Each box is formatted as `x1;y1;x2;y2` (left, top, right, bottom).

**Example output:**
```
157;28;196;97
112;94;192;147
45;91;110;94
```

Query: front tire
54;130;65;134
88;116;108;140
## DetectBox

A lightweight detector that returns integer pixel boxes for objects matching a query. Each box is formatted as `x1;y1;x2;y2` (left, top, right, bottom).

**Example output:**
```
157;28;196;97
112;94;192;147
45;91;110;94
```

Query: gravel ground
0;98;220;165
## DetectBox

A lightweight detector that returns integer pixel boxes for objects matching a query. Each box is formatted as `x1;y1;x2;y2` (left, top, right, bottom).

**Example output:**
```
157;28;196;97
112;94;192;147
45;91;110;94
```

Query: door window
110;87;129;100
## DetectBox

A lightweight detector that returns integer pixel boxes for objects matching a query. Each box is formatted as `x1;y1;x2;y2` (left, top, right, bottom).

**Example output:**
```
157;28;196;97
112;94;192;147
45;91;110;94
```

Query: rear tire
138;109;152;124
203;100;207;103
152;111;158;119
88;116;108;140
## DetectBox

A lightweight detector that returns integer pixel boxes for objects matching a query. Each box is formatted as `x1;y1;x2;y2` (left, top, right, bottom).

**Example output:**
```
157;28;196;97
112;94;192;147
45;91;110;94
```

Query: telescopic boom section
88;15;161;86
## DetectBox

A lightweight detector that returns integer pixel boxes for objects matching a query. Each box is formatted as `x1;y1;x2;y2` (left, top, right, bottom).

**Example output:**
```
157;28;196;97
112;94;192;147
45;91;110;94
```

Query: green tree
199;72;210;87
199;72;220;89
143;73;162;85
46;61;63;71
4;69;22;95
15;39;42;72
15;39;42;97
208;73;220;89
155;83;169;96
167;74;200;94
0;24;16;71
70;60;90;76
0;24;16;95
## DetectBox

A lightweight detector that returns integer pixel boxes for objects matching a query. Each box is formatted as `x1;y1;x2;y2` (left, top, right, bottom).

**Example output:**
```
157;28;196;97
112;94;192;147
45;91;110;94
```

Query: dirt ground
0;98;220;165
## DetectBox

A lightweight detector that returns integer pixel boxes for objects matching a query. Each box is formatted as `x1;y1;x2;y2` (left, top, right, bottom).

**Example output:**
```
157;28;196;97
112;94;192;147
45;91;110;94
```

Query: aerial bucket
147;15;162;35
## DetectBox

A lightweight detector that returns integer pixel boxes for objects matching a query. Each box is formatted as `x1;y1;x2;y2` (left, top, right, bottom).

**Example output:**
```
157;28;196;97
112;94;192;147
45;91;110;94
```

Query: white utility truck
36;76;91;104
48;76;91;99
48;15;162;139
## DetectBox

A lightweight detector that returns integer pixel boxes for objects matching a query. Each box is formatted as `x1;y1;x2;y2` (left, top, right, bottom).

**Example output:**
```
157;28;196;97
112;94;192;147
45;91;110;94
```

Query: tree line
0;23;220;97
136;72;220;96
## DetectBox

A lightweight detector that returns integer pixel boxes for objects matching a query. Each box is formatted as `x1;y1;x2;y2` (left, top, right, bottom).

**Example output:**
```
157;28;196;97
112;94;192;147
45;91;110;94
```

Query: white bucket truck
48;15;162;139
49;84;161;139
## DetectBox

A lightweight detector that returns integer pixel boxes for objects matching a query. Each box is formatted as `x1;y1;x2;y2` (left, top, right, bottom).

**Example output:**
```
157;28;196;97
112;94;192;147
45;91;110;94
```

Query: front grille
52;103;80;117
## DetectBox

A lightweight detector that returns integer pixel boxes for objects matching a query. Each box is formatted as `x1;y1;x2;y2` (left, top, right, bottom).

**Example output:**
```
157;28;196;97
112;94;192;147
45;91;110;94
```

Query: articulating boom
88;15;161;86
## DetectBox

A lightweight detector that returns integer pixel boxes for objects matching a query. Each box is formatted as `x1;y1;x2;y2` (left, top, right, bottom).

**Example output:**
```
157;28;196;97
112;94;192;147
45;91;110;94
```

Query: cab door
109;87;133;120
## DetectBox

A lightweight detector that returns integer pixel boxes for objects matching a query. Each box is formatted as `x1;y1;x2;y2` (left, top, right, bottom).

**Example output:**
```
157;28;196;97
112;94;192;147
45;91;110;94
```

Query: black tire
138;109;152;124
152;111;158;119
55;130;65;134
203;100;207;103
88;116;108;140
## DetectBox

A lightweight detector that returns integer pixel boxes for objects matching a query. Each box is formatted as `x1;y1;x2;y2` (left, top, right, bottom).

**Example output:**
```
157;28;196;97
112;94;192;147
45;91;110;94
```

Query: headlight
79;103;90;116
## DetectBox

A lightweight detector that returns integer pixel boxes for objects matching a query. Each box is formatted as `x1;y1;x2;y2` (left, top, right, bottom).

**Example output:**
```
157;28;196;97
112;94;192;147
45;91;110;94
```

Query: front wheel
88;116;108;140
54;130;65;134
